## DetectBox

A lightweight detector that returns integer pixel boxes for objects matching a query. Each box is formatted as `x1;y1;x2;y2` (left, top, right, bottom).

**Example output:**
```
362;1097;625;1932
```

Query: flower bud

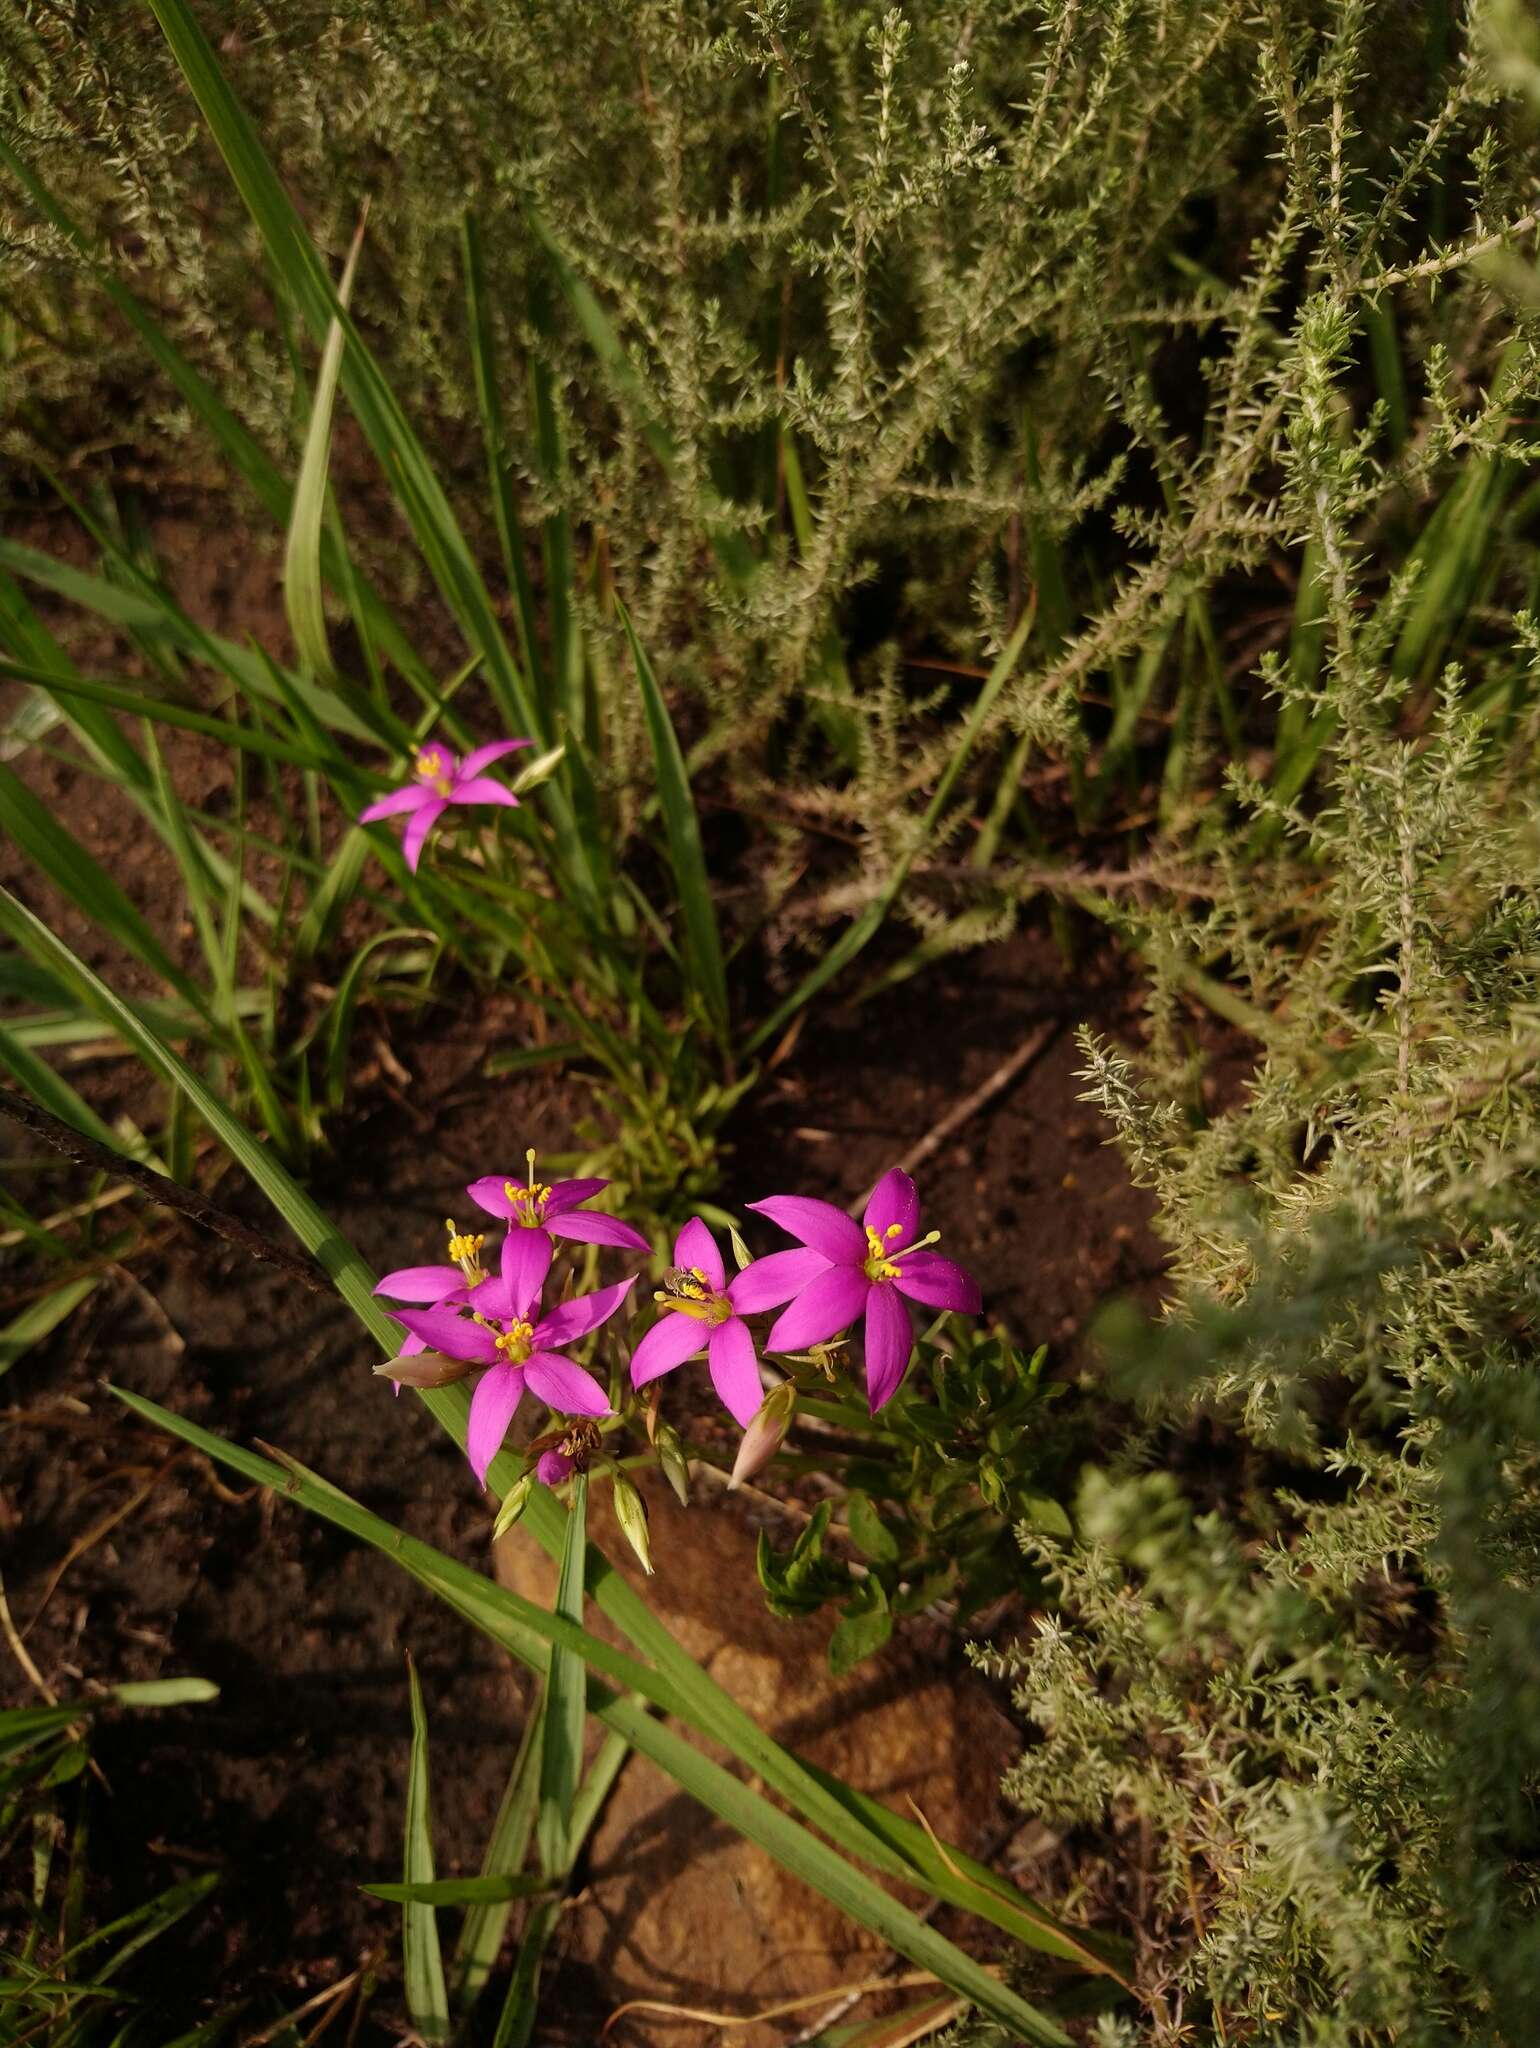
655;1423;691;1506
611;1471;654;1576
491;1471;535;1540
728;1380;797;1492
375;1350;474;1389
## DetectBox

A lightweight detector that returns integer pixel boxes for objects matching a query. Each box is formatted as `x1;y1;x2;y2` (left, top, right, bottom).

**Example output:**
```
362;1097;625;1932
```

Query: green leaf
537;1473;588;1874
845;1491;900;1564
0;1277;99;1380
1018;1493;1074;1539
616;600;729;1040
285;212;365;682
828;1584;893;1678
403;1655;449;2042
109;1677;219;1709
449;1695;544;2012
364;1874;550;1907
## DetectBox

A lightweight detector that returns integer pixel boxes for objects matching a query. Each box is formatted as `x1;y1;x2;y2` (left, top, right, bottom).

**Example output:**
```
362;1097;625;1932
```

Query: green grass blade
0;1277;100;1381
450;1695;544;2011
285;213;365;684
403;1655;450;2042
537;1473;588;1875
365;1875;550;1907
617;600;729;1039
110;1396;1072;2045
746;605;1035;1053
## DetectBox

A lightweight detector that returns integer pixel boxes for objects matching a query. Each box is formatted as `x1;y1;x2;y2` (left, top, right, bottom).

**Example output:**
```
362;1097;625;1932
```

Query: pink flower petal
401;797;448;872
629;1312;707;1387
467;1362;525;1485
863;1167;919;1247
863;1284;914;1412
708;1316;763;1428
501;1227;554;1320
360;785;430;822
548;1211;651;1253
397;1332;427;1357
393;1306;499;1362
459;738;532;780
465;1176;521;1220
465;1272;513;1320
523;1352;612;1416
542;1177;610;1218
536;1447;573;1486
727;1247;832;1314
892;1250;981;1314
673;1217;726;1292
766;1264;871;1353
534;1275;636;1349
747;1195;865;1264
373;1263;463;1302
448;775;520;808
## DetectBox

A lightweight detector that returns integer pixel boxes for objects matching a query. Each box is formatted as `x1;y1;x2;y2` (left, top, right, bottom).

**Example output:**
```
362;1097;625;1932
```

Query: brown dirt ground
0;491;1171;2042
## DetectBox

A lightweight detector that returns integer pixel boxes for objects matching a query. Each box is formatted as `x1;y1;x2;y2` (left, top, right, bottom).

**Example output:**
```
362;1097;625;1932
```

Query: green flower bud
374;1350;475;1389
490;1472;535;1540
728;1380;797;1492
611;1471;654;1576
655;1423;691;1507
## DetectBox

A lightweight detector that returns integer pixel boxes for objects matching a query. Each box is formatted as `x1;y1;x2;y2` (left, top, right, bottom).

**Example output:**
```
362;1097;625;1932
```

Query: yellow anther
503;1178;551;1219
413;747;452;797
885;1223;903;1239
863;1224;903;1282
494;1318;535;1362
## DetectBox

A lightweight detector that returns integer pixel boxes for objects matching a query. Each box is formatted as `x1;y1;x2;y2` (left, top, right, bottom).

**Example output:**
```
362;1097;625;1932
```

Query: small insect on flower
358;737;531;872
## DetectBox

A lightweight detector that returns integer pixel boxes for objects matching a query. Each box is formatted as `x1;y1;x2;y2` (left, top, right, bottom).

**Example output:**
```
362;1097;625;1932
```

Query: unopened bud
491;1472;535;1540
728;1381;797;1492
611;1471;654;1575
655;1423;691;1506
375;1351;474;1389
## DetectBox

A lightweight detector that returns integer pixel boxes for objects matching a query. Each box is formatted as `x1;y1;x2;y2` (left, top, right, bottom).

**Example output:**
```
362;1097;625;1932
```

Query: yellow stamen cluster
444;1218;487;1282
413;746;454;798
863;1221;905;1281
491;1317;535;1363
504;1178;551;1221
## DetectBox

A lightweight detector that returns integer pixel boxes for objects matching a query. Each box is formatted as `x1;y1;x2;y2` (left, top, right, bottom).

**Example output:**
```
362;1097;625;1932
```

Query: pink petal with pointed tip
392;1306;499;1362
892;1250;981;1314
397;1332;427;1357
629;1311;707;1387
466;1272;513;1320
766;1264;871;1353
534;1275;635;1349
863;1284;914;1412
727;1247;832;1315
542;1177;609;1217
447;775;520;807
373;1263;463;1302
708;1316;763;1428
501;1227;554;1320
548;1211;651;1253
459;738;532;780
523;1352;611;1416
360;785;430;822
673;1217;725;1292
747;1195;864;1264
467;1362;525;1485
465;1175;522;1220
863;1167;920;1247
401;797;448;871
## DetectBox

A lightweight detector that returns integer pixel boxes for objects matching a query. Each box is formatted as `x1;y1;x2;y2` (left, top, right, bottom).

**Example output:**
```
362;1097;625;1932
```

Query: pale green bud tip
490;1472;535;1541
728;1381;797;1492
655;1423;691;1507
611;1471;654;1575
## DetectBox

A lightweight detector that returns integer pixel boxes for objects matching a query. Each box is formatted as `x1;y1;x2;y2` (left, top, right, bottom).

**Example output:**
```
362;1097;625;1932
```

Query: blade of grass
537;1472;588;1874
403;1654;450;2043
450;1693;544;2012
746;604;1035;1054
616;601;729;1041
286;210;367;684
0;1277;99;1381
108;1397;1073;2046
